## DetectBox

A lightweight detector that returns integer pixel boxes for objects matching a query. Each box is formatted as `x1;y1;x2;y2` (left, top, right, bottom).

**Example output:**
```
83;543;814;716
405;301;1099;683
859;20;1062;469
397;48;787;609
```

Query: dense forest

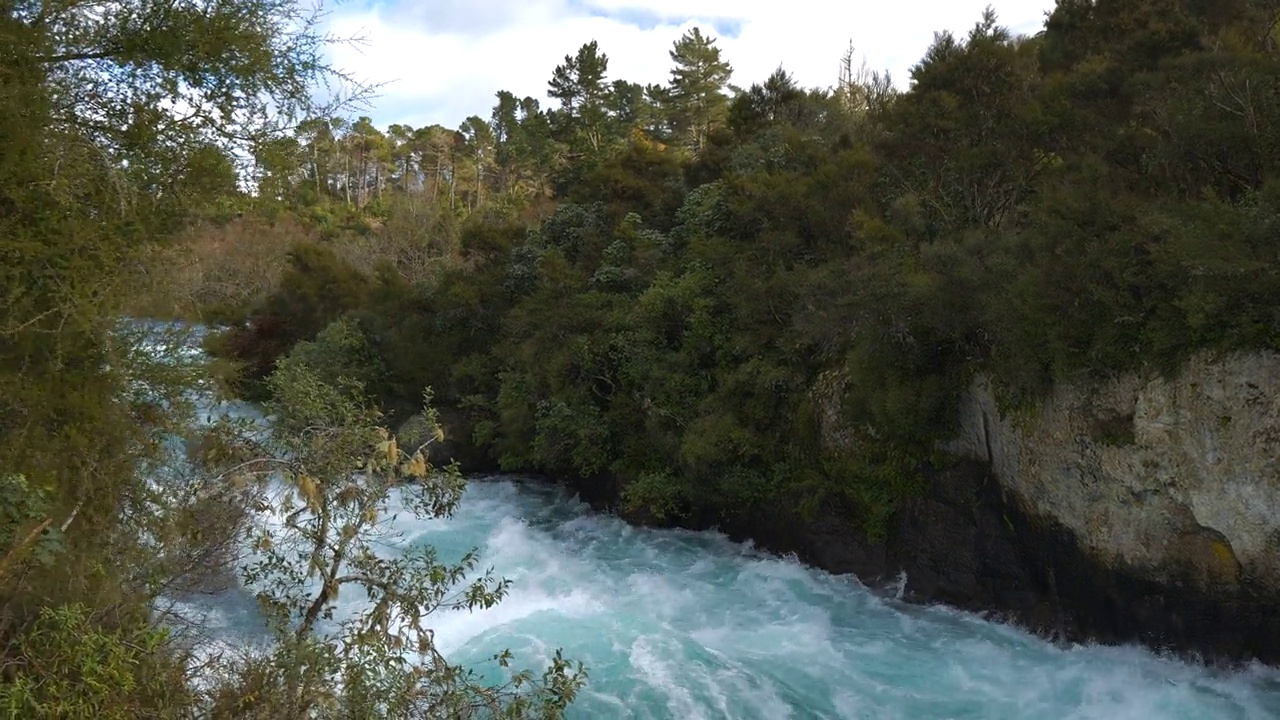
201;0;1280;535
4;0;1280;715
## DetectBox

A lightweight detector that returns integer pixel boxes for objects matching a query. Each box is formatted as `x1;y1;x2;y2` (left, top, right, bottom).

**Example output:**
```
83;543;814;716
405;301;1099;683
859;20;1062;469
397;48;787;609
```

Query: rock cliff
936;350;1280;662
948;350;1280;599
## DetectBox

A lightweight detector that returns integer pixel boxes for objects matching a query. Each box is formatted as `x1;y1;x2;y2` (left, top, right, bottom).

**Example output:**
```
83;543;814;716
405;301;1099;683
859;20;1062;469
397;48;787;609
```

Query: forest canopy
204;1;1280;534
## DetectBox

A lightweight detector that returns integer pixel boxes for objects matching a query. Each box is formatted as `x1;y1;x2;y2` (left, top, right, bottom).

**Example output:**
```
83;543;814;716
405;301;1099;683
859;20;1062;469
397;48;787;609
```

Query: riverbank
517;460;1280;667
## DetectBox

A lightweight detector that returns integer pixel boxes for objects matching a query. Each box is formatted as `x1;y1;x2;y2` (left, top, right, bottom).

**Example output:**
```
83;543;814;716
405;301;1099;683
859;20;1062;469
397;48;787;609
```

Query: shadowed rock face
602;350;1280;664
749;348;1280;665
946;350;1280;603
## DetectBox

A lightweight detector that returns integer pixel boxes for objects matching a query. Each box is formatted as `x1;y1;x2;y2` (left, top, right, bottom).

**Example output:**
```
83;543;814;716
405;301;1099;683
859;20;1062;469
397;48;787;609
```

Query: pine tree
517;96;556;194
547;41;612;159
665;27;733;152
460;115;496;209
387;123;419;193
296;118;338;201
491;91;521;194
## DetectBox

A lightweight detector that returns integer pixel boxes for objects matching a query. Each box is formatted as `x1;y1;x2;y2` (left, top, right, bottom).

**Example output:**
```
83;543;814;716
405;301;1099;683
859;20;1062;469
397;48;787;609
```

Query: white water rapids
197;478;1280;719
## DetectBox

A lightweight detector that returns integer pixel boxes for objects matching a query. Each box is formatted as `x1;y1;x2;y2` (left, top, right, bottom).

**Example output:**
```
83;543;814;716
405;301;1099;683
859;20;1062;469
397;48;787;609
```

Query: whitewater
200;476;1280;719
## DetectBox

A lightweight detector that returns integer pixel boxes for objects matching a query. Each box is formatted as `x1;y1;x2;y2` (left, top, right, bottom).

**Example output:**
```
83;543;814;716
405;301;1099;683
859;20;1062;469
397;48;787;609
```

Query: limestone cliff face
947;350;1280;598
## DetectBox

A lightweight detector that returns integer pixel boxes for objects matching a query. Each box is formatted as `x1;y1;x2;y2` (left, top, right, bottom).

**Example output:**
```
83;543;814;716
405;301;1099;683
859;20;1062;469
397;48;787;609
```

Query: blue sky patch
566;0;744;38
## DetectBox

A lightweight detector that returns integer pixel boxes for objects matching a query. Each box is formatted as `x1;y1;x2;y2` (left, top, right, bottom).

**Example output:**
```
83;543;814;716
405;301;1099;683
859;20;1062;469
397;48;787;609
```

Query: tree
202;319;585;718
343;116;390;209
489;93;556;197
492;91;522;194
410;124;465;208
547;41;612;159
876;9;1050;235
254;135;305;207
727;67;821;135
664;28;733;152
1;0;371;711
606;79;653;135
516;97;556;195
387;123;420;194
460;115;496;209
835;42;896;121
296;117;340;201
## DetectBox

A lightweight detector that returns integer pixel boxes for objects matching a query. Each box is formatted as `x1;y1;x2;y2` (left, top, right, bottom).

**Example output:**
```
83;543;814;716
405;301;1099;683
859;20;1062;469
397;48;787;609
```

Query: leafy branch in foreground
200;319;585;719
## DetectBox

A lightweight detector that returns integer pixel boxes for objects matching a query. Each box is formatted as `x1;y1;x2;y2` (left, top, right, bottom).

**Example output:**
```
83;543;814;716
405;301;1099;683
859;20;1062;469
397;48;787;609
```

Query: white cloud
323;0;1056;130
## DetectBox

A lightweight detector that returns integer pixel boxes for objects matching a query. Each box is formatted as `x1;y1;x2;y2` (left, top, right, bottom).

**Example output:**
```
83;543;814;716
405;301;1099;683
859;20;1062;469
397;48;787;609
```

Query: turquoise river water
206;477;1280;720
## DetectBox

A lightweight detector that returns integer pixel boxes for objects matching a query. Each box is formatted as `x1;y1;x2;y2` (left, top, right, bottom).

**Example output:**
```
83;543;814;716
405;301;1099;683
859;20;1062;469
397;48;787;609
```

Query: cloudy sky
323;0;1059;130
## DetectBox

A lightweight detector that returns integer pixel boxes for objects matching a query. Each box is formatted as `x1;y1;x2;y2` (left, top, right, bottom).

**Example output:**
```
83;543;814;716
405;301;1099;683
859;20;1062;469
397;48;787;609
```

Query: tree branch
59;500;83;533
0;518;54;581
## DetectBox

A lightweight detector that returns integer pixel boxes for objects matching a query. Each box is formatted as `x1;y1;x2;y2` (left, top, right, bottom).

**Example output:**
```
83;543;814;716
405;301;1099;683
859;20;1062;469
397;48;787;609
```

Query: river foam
345;478;1280;720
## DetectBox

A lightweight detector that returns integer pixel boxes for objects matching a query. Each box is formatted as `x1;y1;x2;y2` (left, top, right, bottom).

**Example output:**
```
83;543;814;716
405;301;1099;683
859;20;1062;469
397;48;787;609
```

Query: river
200;476;1280;719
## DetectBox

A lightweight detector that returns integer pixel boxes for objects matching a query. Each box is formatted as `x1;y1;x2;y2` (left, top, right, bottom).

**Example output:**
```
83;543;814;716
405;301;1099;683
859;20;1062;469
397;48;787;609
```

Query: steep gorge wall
947;351;1280;599
799;349;1280;663
933;350;1280;662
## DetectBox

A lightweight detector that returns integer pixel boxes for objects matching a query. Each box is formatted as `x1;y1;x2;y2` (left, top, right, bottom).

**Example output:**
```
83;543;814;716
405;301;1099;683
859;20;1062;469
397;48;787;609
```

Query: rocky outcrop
948;351;1280;599
939;350;1280;662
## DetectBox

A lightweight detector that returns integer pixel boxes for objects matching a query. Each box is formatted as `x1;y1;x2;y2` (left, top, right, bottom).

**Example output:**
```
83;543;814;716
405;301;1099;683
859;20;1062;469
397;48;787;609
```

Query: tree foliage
201;320;585;718
2;0;586;714
207;4;1280;547
664;27;733;152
